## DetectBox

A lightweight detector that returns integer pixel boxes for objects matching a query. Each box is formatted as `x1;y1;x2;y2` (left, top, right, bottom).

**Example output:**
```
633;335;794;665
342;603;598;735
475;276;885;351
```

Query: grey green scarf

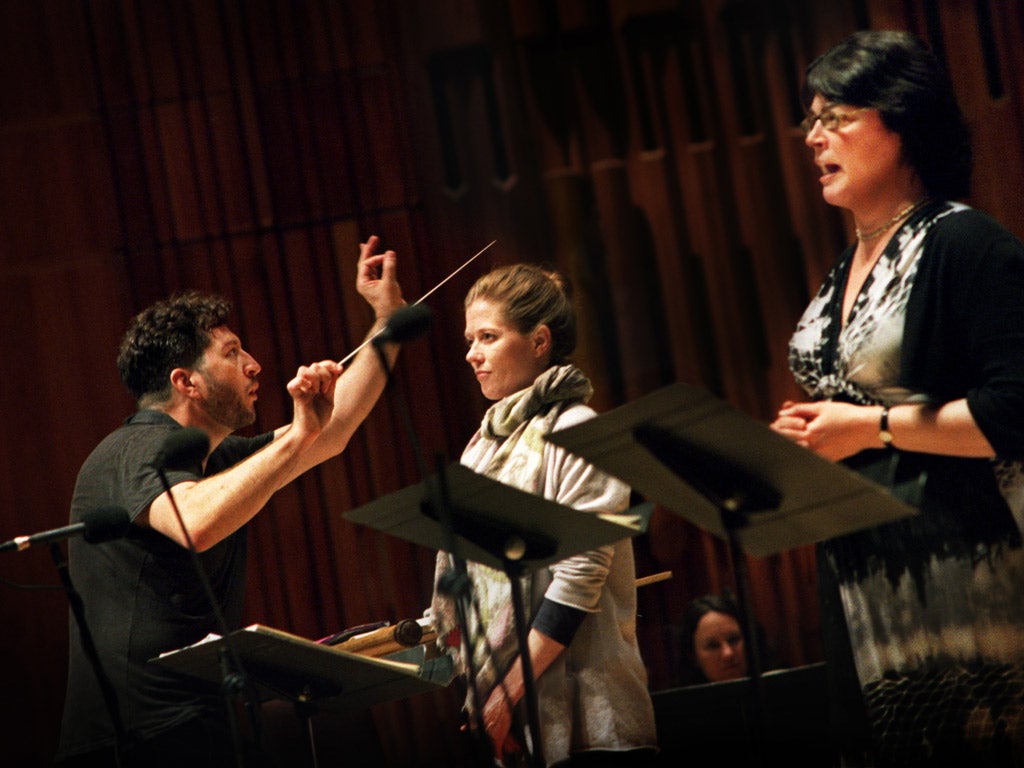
432;364;593;707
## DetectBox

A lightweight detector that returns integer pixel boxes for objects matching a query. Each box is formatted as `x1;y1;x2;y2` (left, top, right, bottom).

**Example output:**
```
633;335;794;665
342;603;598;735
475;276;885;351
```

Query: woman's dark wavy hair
116;290;232;406
803;29;972;200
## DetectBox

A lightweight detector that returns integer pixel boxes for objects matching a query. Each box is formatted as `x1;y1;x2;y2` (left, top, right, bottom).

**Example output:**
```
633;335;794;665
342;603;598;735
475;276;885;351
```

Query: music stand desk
343;462;650;570
652;663;834;764
548;383;917;765
546;382;916;557
343;462;650;768
152;624;445;712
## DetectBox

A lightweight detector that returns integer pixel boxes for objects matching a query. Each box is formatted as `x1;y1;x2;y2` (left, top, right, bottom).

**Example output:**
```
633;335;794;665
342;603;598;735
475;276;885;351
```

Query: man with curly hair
55;236;404;767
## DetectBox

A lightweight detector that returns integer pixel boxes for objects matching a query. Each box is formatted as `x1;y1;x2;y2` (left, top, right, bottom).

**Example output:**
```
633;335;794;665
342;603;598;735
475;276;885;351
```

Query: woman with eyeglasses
771;30;1024;766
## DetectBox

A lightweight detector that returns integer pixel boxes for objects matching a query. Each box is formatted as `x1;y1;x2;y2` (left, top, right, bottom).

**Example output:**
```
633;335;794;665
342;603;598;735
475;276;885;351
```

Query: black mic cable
369;305;497;767
151;427;256;768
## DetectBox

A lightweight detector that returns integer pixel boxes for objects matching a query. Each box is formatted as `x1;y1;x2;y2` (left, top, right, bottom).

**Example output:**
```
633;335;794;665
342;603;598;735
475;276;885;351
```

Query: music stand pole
720;505;767;761
291;687;320;768
432;461;502;767
634;422;781;761
374;342;492;767
502;554;545;768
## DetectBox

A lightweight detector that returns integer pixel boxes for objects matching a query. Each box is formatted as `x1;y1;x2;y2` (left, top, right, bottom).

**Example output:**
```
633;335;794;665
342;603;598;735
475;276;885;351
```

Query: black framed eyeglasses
800;105;868;135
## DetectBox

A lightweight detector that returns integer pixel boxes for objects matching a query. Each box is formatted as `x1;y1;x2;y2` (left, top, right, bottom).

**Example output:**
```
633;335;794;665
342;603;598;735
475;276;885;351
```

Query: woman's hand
771;400;879;462
773;398;998;461
481;688;519;762
475;628;566;763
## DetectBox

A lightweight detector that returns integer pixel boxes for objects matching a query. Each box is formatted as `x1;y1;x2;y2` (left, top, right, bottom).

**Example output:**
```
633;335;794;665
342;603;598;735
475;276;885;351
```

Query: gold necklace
855;199;927;241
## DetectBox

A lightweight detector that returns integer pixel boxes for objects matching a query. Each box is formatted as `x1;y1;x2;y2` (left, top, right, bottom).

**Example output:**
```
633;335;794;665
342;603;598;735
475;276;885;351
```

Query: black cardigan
900;203;1024;460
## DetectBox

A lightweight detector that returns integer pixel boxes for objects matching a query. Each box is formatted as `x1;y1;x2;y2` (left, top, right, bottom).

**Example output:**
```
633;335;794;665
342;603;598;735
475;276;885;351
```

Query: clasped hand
286;360;344;439
771;400;874;462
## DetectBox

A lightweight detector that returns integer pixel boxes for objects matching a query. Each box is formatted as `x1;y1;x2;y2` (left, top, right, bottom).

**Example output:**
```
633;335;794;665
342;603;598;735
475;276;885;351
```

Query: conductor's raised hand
357;235;405;319
286;359;344;441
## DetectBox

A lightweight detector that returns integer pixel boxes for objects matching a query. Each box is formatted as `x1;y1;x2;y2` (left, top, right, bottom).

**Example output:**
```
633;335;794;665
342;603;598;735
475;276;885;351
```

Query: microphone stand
634;424;772;761
153;467;255;768
371;341;494;767
49;542;127;768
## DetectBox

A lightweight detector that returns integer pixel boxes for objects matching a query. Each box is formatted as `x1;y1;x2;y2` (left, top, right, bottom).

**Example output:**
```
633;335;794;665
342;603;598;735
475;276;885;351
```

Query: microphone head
372;304;433;347
393;618;424;647
153;427;210;472
81;506;132;544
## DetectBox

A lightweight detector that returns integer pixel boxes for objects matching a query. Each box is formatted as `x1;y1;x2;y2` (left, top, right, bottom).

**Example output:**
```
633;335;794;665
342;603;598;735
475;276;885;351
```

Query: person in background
771;30;1024;766
679;592;750;685
55;236;404;768
430;263;658;767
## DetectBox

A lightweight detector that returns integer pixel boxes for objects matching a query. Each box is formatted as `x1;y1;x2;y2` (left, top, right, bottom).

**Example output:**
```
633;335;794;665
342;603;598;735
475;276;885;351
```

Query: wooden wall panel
943;1;1024;235
2;0;1023;764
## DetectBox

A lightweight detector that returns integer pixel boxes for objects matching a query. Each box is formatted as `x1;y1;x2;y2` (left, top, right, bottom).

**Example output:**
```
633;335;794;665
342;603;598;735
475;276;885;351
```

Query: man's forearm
145;427;310;550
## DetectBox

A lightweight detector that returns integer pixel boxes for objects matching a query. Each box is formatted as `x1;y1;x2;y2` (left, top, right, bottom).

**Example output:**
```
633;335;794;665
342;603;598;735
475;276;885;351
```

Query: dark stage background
1;1;1022;765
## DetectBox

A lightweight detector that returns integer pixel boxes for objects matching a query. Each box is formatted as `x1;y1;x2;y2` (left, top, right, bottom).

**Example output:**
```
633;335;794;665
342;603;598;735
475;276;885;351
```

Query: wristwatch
879;406;893;447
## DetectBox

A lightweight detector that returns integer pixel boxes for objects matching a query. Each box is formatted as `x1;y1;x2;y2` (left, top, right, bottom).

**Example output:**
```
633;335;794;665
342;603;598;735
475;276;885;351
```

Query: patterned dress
788;202;1024;766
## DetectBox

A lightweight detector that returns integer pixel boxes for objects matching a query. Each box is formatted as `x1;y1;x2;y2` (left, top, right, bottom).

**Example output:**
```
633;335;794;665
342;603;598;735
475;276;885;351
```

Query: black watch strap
879;406;893;447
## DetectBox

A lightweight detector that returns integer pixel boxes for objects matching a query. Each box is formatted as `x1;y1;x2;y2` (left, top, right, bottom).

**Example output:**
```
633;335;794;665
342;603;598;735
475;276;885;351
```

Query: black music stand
151;624;447;767
345;463;649;571
344;462;651;768
545;383;918;761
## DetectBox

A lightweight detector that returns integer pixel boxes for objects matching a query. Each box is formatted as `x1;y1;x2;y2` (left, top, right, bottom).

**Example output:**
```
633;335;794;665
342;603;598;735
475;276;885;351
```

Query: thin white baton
337;239;497;365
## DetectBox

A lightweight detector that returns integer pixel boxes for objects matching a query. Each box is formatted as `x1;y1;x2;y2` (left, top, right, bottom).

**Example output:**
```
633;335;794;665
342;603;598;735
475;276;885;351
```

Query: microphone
371;303;433;348
0;506;131;554
152;427;209;471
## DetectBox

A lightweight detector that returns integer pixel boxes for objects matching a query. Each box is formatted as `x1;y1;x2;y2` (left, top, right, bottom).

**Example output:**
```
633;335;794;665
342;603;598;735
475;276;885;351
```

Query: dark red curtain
1;1;1023;764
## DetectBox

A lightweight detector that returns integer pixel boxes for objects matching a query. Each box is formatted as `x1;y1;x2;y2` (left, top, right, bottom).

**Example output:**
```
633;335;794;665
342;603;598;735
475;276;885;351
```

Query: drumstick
331;619;438;658
338;239;497;365
635;570;672;588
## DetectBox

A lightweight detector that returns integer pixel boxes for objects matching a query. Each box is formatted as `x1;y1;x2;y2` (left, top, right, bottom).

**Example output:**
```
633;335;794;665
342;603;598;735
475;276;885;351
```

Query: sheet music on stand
546;382;917;557
151;624;446;712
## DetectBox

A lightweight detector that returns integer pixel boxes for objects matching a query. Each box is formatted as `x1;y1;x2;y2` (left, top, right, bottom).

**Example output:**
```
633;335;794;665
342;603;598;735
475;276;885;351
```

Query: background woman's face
694;610;748;683
464;298;548;401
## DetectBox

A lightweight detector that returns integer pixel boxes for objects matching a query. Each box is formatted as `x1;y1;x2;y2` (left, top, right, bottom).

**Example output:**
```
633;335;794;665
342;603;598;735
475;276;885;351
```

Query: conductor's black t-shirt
56;410;273;761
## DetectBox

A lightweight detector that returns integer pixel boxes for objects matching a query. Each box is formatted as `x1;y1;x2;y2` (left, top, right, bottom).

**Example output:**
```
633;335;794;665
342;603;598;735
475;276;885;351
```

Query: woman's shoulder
929;202;1022;247
923;202;1024;277
552;400;598;431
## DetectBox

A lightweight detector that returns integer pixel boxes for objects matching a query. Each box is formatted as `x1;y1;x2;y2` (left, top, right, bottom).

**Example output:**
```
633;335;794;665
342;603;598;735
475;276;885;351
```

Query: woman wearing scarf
431;264;657;767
